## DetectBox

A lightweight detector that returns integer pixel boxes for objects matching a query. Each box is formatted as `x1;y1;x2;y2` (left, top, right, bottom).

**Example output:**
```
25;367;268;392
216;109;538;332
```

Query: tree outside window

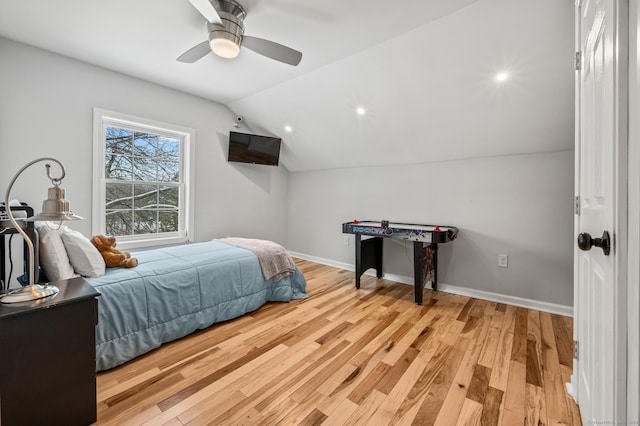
104;126;181;237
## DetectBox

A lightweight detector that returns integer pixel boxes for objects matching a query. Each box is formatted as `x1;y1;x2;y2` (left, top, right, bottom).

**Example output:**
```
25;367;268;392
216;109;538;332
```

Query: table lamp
0;157;83;304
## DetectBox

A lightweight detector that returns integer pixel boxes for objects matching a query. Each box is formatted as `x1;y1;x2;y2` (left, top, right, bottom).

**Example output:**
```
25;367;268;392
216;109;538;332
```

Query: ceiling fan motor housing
208;0;246;49
178;0;302;65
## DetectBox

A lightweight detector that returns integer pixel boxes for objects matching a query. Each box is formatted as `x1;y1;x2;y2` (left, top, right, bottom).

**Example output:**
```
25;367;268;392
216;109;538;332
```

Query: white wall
0;37;289;285
288;150;574;308
0;37;575;310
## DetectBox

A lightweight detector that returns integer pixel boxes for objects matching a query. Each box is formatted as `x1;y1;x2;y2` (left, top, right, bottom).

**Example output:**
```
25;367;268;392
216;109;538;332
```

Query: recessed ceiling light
356;106;366;116
496;72;508;81
284;125;293;133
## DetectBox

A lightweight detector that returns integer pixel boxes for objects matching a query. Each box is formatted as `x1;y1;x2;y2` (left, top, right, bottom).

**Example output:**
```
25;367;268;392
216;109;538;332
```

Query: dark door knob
577;231;611;256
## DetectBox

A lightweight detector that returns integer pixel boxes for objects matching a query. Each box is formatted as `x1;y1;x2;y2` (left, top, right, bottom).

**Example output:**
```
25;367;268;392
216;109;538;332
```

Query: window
93;109;194;249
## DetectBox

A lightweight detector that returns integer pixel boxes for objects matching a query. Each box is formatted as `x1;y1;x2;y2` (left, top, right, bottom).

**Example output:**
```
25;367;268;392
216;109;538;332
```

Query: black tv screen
228;131;281;166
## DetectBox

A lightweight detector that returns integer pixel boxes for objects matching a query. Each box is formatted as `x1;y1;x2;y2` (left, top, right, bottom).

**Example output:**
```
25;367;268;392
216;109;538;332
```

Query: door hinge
575;196;580;215
574;340;579;360
575;51;582;71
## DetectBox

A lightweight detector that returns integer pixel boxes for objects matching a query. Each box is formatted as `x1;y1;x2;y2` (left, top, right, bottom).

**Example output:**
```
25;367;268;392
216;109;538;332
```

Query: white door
575;0;626;423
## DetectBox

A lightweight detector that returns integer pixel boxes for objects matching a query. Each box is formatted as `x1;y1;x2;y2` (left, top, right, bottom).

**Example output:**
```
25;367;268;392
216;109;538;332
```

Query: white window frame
92;108;195;250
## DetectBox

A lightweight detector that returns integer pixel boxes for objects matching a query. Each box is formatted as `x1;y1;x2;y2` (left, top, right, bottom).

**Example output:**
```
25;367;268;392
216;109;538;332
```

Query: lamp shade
28;185;83;222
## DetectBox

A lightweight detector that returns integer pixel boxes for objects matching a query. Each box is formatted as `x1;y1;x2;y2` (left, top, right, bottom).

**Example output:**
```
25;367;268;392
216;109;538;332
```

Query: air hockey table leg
355;235;383;289
413;241;424;305
355;234;362;289
412;242;438;305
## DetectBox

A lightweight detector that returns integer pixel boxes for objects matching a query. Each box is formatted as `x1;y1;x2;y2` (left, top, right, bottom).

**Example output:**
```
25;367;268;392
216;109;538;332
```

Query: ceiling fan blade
177;41;212;63
188;0;223;24
242;36;302;66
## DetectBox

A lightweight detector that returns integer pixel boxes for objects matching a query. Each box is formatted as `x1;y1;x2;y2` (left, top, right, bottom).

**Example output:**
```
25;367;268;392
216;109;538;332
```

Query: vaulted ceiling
0;0;574;171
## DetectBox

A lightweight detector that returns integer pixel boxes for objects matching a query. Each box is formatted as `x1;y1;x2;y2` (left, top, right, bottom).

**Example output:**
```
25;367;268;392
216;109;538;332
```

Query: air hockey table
342;220;458;305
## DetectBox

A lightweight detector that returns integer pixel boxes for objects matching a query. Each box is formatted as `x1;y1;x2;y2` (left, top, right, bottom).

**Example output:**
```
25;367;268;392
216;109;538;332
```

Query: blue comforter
87;240;307;371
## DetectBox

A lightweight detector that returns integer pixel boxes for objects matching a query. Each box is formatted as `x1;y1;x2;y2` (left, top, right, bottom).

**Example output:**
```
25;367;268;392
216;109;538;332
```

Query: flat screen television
228;131;281;166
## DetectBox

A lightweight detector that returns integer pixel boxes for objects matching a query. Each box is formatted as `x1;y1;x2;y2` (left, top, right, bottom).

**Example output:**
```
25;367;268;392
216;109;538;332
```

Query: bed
85;240;308;371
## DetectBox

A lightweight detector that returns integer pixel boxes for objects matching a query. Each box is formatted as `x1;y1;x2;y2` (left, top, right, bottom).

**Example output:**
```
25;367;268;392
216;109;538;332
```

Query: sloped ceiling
0;0;574;171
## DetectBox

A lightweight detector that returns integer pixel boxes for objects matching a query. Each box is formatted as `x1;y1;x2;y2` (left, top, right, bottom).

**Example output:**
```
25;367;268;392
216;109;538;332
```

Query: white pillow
38;225;76;282
60;228;106;278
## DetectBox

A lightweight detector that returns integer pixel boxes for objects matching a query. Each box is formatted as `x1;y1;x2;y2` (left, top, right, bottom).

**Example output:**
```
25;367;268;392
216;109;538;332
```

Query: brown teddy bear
90;235;138;268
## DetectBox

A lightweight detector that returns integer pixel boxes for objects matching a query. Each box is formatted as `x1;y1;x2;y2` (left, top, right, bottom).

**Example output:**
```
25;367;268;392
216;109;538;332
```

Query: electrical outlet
498;254;508;268
343;236;350;246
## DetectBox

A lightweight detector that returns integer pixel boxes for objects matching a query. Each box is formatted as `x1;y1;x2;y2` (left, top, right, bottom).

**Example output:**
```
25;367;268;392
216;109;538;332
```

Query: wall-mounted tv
228;131;281;166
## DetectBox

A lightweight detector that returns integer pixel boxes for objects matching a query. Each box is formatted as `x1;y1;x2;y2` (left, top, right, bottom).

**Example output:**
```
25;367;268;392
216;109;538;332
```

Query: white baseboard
290;252;355;272
289;251;573;317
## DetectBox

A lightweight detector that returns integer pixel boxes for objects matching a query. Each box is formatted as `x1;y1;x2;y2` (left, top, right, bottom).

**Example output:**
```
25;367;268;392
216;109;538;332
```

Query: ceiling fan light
210;36;241;59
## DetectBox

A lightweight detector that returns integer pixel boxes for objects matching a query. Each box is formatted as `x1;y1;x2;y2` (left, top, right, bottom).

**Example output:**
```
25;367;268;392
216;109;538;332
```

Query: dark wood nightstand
0;277;100;425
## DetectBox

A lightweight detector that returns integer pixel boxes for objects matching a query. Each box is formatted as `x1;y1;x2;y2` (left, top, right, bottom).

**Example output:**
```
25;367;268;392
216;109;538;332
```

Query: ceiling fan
178;0;303;66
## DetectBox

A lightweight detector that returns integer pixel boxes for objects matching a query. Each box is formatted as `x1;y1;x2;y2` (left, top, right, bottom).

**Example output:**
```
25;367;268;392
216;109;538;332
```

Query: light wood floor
95;259;582;425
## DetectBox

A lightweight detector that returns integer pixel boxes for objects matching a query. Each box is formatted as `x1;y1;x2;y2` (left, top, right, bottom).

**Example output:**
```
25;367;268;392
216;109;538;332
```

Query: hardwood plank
381;301;440;366
314;320;352;345
365;337;443;424
481;386;503;426
316;361;360;397
318;398;358;425
180;389;248;425
411;338;468;426
98;367;162;401
298;408;328;426
544;372;572;426
277;391;326;425
98;372;186;424
223;408;266;425
455;398;483;426
237;341;318;396
347;360;392;403
539;312;572;425
259;395;298;425
478;307;504;368
526;338;543;387
378;347;420;393
345;389;388;425
501;360;526;426
251;340;352;414
93;259;580;425
495;303;507;313
456;298;476;322
389;342;455;423
466;364;491;405
539;311;563;376
433;300;494;425
442;319;466;347
568;393;583;426
288;310;401;404
111;405;163;426
156;337;286;411
158;337;349;424
551;313;574;369
159;417;184;426
356;304;424;362
526;309;544;388
489;304;516;391
259;339;358;416
175;343;292;424
511;307;528;363
525;382;548;426
462;314;481;335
